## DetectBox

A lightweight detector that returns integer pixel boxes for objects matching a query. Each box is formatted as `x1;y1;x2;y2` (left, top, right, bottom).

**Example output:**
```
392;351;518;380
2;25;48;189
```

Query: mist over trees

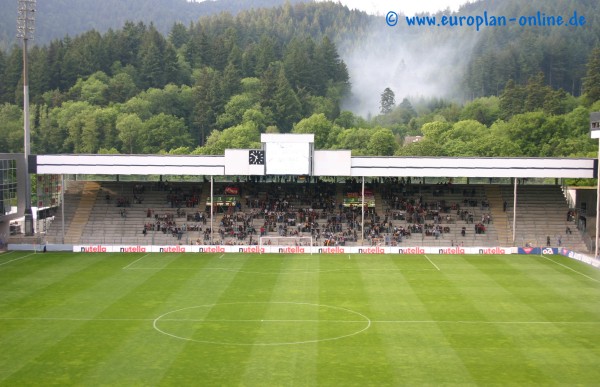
0;0;599;162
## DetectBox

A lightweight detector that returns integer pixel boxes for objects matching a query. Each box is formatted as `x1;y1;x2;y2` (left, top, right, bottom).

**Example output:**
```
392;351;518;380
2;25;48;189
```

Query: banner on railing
560;248;600;268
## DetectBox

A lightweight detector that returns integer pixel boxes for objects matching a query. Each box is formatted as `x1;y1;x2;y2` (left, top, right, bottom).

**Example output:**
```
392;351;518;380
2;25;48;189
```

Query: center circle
153;302;371;346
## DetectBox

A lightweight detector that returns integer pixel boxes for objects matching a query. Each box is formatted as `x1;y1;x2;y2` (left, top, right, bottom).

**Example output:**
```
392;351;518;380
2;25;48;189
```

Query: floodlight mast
17;0;36;236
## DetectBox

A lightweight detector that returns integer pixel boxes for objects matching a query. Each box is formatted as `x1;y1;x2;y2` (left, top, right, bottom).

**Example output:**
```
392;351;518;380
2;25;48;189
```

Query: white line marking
424;255;440;271
0;252;35;267
348;255;351;260
372;320;600;324
122;267;435;274
218;254;224;259
161;318;366;323
540;254;600;283
153;302;372;346
122;253;151;270
0;251;16;256
0;317;152;321
1;317;597;325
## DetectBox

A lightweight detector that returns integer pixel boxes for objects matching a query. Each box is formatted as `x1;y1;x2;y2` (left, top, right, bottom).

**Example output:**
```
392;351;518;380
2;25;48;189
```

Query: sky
316;0;472;16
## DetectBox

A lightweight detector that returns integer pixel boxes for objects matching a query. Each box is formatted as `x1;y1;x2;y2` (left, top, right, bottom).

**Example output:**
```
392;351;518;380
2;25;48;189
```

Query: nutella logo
239;246;265;253
439;247;465;254
159;246;186;252
278;246;305;253
318;246;345;254
80;245;107;253
398;247;425;254
358;247;385;254
120;246;147;253
198;246;225;253
478;247;506;255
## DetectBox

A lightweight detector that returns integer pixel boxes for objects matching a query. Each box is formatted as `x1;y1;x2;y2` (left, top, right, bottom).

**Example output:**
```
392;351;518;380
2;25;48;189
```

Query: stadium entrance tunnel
153;302;371;345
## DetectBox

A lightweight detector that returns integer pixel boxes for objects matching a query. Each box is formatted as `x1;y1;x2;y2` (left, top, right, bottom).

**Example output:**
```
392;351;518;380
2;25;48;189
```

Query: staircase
335;184;344;210
63;181;100;244
485;185;512;245
374;191;385;216
199;183;214;241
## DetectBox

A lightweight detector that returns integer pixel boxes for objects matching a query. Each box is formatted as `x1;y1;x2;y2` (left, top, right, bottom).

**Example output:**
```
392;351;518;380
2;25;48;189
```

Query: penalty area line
0;252;36;267
424;255;440;271
123;253;151;270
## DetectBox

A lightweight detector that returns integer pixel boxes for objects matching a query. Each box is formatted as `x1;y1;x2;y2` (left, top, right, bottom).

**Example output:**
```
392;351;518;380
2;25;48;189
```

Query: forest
0;0;599;165
0;0;306;49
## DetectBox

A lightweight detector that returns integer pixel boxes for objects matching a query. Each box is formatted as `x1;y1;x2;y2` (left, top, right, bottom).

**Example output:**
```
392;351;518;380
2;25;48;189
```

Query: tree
380;87;395;114
140;113;192;153
138;25;179;89
460;96;500;126
80;107;118;153
334;111;357;129
292;113;333;149
107;72;138;103
524;72;547;112
392;98;417;124
283;37;314;93
216;93;258;129
583;47;600;104
255;35;278;75
334;128;372;155
499;79;525;120
440;120;487;156
1;46;22;104
194;121;261;155
168;22;189;49
0;103;24;153
192;67;223;145
79;76;109;106
116;113;143;154
367;128;398;155
0;51;5;102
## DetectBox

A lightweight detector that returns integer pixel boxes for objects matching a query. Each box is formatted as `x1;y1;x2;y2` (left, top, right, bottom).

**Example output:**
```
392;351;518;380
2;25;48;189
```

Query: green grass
0;251;599;386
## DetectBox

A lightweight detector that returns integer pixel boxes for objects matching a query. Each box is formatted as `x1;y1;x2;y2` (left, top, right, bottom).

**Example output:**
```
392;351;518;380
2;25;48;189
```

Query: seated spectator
475;223;486;234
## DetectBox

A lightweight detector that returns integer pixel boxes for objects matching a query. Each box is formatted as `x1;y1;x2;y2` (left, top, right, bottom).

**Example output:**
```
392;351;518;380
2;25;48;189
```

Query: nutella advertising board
74;245;513;254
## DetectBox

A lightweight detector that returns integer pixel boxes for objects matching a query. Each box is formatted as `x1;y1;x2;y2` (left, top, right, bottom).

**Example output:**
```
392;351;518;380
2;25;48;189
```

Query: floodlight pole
512;177;517;245
61;174;65;244
594;138;600;258
210;175;214;245
361;176;365;245
590;112;600;258
17;0;36;236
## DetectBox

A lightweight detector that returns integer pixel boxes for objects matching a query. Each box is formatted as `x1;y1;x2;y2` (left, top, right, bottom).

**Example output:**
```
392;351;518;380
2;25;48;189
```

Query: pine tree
380;87;395;114
583;47;600;104
273;67;302;132
499;79;525;120
168;22;189;49
192;67;223;145
524;72;546;112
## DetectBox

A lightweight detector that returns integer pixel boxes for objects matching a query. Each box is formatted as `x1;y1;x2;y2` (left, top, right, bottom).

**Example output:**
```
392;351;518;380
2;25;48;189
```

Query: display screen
266;142;310;175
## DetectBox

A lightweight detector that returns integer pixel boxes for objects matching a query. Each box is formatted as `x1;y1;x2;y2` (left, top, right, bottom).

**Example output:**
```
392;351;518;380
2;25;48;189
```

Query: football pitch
0;251;599;386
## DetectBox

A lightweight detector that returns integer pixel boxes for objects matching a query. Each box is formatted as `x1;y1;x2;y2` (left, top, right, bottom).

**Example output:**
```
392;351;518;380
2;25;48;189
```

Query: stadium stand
41;179;587;251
